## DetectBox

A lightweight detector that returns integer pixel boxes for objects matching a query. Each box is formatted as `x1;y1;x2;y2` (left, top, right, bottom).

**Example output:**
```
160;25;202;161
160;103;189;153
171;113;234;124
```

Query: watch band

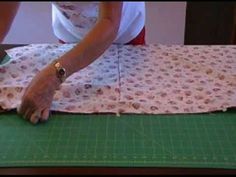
53;60;66;83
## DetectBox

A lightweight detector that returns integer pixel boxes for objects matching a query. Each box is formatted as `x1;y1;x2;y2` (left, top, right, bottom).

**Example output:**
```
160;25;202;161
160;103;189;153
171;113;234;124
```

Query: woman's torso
52;2;145;44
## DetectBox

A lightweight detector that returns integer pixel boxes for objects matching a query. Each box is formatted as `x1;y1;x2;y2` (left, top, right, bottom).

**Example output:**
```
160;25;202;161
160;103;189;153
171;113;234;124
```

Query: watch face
59;68;66;76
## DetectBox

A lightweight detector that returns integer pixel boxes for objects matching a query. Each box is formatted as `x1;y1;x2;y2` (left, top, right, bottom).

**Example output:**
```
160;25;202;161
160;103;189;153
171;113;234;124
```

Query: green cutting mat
0;110;235;169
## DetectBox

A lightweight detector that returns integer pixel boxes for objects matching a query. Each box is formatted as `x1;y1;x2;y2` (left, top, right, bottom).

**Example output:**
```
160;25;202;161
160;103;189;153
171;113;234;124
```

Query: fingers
17;103;34;120
18;105;51;124
17;101;39;124
17;101;28;117
17;96;50;124
17;86;32;116
40;108;50;122
30;111;40;124
29;109;51;124
23;108;35;120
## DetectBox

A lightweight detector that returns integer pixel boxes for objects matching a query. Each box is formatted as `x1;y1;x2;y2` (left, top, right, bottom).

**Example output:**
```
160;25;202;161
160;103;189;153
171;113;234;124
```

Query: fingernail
31;117;39;125
16;106;21;113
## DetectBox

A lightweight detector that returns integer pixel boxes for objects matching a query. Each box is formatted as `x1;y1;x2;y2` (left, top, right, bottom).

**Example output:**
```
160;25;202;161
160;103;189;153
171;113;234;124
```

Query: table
0;44;235;175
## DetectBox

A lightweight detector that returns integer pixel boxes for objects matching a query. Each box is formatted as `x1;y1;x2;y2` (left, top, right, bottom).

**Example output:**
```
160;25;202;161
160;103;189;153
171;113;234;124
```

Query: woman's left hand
17;64;60;124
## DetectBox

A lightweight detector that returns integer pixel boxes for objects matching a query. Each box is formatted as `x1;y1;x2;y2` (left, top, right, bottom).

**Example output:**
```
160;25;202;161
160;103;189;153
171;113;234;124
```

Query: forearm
51;1;122;80
0;2;20;43
57;19;119;78
0;21;11;43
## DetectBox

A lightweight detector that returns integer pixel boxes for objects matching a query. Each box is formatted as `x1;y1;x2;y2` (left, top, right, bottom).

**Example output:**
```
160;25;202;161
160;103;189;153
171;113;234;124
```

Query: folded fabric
0;44;235;114
0;44;120;113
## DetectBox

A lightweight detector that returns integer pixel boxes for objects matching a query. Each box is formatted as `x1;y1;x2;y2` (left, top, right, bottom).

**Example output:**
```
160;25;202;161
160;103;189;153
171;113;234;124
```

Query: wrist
52;59;67;83
44;64;62;90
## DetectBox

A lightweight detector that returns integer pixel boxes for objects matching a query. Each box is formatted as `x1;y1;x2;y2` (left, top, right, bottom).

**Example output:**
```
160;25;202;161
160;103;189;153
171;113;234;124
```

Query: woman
0;2;146;124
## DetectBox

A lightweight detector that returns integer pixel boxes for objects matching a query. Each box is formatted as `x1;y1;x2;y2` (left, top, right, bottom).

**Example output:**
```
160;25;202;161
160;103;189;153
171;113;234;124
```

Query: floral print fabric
0;44;235;114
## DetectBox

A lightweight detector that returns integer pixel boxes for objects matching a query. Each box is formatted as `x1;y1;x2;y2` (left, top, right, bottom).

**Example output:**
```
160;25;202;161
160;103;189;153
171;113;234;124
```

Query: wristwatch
53;60;66;83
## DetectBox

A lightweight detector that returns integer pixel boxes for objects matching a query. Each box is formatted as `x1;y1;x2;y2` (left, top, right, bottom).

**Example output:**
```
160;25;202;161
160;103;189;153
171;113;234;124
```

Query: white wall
3;2;186;44
3;2;57;44
146;2;186;44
